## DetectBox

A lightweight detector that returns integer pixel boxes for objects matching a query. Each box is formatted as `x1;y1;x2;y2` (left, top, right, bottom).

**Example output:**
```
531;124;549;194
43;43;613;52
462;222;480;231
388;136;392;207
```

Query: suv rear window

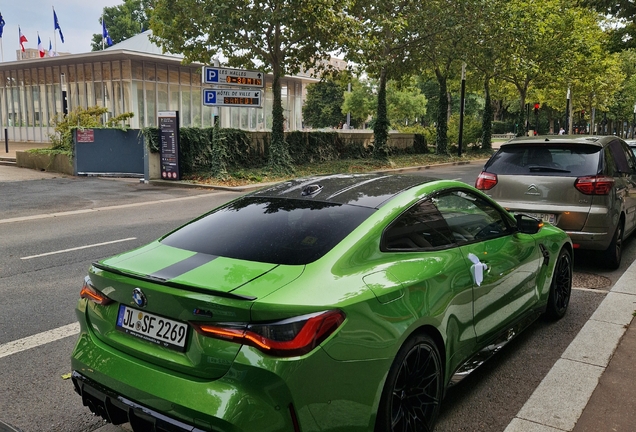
485;144;601;176
161;197;375;265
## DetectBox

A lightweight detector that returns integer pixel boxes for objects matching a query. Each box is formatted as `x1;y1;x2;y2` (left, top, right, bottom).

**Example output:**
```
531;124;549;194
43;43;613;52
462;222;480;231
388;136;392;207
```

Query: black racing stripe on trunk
149;253;218;280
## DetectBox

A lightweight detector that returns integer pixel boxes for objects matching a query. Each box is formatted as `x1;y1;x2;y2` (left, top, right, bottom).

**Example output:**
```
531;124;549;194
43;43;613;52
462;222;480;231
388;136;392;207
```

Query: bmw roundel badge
132;288;147;308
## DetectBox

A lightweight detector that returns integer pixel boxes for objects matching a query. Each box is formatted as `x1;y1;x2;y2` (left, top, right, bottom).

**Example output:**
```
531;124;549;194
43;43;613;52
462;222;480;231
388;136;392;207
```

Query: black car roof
250;173;438;208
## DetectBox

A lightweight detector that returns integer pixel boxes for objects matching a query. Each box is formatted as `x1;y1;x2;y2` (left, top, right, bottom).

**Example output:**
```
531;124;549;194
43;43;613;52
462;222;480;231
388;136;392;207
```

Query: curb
504;259;636;432
0;420;23;432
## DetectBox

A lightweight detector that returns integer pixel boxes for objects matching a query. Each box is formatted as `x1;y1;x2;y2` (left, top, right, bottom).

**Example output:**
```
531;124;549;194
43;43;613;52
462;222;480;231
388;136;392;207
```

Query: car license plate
116;305;188;351
527;213;556;224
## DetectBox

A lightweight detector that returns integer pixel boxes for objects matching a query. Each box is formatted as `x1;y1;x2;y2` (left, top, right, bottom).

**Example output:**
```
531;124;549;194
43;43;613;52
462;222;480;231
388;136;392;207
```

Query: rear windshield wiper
528;166;571;173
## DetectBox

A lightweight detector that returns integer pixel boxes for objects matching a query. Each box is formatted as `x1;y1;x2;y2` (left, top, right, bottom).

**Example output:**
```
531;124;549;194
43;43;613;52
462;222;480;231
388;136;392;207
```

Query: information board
158;111;180;181
202;89;263;107
202;66;264;88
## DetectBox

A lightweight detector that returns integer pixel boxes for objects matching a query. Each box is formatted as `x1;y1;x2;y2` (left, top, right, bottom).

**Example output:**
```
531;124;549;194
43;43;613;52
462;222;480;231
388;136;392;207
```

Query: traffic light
534;103;540;115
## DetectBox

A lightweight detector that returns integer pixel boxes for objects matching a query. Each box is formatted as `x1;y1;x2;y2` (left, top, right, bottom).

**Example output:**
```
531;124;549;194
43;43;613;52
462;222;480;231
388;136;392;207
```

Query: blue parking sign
203;89;216;105
204;67;219;83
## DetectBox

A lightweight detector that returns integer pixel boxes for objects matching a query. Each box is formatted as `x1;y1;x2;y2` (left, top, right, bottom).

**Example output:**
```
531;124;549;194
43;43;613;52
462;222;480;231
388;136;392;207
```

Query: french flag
38;33;45;57
19;27;28;52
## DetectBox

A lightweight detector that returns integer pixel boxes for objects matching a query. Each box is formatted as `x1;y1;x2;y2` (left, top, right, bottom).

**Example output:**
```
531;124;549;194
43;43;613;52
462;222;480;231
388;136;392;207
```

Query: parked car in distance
625;139;636;157
71;174;573;432
476;135;636;268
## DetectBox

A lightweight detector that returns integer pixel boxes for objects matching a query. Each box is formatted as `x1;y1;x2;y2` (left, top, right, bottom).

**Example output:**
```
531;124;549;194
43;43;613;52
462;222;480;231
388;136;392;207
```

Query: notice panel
158;111;180;180
202;89;263;107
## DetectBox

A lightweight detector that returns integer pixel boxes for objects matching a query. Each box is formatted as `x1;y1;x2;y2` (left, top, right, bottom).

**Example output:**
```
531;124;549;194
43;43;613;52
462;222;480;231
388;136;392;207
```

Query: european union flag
54;9;64;43
0;13;6;39
102;19;113;46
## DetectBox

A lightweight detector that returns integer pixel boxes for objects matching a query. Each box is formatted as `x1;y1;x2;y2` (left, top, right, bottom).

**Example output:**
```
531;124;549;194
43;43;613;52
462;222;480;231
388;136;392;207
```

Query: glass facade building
0;33;314;143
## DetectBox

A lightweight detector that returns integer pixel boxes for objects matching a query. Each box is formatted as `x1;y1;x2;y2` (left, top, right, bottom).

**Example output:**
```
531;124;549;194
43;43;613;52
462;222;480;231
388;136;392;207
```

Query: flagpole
102;15;105;51
53;6;57;54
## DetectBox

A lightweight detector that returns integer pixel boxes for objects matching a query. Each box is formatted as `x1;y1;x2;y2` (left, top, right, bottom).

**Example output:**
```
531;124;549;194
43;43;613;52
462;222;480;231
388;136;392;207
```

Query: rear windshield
485;144;601;176
161;197;375;265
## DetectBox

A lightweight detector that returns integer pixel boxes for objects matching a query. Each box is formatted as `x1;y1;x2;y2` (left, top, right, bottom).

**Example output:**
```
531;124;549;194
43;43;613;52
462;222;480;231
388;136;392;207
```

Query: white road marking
21;237;137;260
0;194;214;225
0;323;80;360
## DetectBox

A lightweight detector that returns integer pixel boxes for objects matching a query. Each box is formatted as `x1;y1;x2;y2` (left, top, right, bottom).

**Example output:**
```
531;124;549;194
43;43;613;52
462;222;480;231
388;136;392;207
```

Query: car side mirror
515;214;542;234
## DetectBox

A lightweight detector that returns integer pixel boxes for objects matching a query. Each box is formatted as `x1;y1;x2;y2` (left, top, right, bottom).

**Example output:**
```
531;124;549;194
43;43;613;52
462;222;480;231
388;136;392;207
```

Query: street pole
633;104;635;139
565;88;571;135
458;62;466;157
346;83;351;129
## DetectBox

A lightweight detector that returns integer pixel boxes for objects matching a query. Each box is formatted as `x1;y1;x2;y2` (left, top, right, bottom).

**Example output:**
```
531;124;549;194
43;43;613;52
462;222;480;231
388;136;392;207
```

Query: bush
49;106;134;155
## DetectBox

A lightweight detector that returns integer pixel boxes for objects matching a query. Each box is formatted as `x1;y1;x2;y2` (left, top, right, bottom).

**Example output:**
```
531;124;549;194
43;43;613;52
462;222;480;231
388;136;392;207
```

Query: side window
383;199;455;251
604;146;617;176
619;141;636;173
433;190;511;244
608;140;630;174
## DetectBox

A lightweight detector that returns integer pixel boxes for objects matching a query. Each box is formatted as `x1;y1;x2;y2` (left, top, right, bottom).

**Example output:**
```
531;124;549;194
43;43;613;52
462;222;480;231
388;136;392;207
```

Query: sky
0;0;123;61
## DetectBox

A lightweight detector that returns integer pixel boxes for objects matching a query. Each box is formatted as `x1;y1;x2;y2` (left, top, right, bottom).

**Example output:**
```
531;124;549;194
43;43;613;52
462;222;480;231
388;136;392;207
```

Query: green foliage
386;79;428;127
342;78;375;128
492;121;515;134
447;114;482;146
92;0;152;50
49;106;134;154
286;132;342;164
303;79;347;128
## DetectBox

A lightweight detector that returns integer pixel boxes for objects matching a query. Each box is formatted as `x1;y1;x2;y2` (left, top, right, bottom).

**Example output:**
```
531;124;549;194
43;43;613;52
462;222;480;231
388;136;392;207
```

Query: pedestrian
559;127;565;135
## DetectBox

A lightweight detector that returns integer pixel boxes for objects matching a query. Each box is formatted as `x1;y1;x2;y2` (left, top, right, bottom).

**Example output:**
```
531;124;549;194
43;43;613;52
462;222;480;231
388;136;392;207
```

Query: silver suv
476;135;636;268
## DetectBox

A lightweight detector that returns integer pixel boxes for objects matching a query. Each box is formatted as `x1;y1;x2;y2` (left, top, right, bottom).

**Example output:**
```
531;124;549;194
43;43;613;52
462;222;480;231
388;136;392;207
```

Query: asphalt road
0;163;632;432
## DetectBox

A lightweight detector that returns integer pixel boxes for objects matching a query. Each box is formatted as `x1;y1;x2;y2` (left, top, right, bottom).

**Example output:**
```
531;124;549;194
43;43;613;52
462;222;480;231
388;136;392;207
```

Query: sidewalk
505;258;636;432
0;141;50;161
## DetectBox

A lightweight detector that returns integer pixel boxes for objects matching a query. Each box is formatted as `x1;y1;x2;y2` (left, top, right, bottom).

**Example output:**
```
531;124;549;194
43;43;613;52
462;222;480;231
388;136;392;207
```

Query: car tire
545;248;572;320
602;220;624;270
375;333;443;432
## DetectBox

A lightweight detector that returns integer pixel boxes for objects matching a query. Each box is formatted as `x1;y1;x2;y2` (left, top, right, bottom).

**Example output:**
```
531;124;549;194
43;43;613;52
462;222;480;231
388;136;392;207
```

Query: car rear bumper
564;230;611;250
71;308;388;432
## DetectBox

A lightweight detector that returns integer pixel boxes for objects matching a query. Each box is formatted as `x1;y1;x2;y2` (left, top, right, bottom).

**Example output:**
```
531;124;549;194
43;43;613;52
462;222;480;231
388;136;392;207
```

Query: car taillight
574;176;614;195
79;277;113;305
191;310;346;357
475;172;497;190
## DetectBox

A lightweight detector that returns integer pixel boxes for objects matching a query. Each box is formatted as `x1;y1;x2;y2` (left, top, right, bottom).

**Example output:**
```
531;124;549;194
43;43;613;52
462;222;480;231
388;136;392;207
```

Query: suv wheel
602;220;624;270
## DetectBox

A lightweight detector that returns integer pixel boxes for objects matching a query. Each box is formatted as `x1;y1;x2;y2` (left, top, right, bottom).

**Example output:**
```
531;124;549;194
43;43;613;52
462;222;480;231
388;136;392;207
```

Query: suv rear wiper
528;166;571;173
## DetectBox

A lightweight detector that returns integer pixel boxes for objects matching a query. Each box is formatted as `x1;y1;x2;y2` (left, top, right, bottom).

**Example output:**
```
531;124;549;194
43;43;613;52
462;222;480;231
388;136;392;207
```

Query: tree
302;79;347;128
583;0;636;52
344;0;429;159
386;78;428;127
341;78;375;128
150;0;352;173
91;0;152;51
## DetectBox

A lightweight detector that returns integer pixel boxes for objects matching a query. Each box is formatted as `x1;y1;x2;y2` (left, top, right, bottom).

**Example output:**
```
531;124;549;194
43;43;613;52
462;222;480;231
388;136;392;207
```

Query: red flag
19;27;28;52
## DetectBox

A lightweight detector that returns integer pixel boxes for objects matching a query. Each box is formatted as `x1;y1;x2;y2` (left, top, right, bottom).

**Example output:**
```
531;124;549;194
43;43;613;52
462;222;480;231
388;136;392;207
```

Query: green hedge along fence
142;127;429;178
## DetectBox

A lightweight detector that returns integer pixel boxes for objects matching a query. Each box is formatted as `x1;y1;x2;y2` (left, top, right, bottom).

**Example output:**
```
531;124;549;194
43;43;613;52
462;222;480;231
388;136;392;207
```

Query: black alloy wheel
603;221;623;270
546;248;572;320
376;334;443;432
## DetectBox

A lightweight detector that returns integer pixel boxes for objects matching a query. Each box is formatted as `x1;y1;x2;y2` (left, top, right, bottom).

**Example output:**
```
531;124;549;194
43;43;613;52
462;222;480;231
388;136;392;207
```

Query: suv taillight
475;172;498;190
574;176;614;195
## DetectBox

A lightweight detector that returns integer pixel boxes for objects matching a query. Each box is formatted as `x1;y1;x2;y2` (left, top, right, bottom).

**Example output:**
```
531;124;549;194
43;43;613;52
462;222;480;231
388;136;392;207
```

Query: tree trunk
481;77;492;151
436;71;449;155
267;69;294;173
373;67;390;160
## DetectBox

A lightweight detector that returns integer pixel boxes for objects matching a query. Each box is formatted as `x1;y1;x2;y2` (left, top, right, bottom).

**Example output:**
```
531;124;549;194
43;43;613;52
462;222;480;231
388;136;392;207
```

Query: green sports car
71;174;573;432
